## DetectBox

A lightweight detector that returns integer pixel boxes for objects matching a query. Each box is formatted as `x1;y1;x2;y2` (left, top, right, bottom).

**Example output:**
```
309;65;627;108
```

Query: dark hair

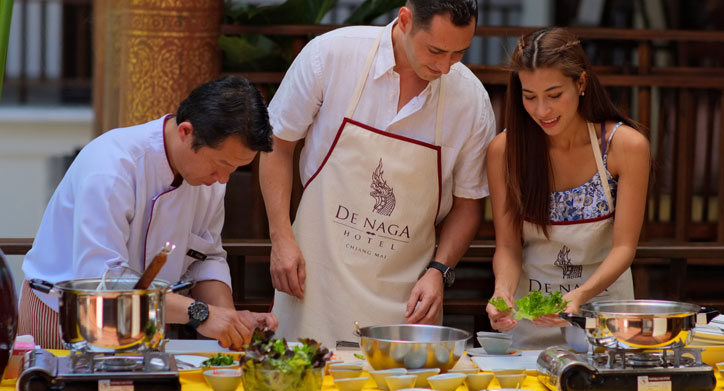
406;0;478;29
176;75;273;152
504;27;639;236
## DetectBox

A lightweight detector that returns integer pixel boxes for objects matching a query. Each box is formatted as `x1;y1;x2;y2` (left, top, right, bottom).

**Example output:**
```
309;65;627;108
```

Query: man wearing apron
261;0;496;348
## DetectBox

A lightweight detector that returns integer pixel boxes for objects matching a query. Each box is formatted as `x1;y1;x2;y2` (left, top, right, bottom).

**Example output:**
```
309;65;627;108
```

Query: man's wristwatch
426;261;455;288
186;300;209;329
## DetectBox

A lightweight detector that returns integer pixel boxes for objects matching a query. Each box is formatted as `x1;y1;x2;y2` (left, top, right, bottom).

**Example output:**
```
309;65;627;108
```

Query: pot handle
28;279;61;296
559;313;596;329
696;306;721;325
168;280;195;293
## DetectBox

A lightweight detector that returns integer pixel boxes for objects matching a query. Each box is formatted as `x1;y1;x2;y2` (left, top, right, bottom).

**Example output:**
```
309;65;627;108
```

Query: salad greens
240;328;332;391
489;291;569;320
201;352;236;367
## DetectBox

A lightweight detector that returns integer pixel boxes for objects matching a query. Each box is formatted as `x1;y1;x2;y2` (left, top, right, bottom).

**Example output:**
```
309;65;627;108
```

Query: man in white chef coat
260;0;496;347
20;76;278;350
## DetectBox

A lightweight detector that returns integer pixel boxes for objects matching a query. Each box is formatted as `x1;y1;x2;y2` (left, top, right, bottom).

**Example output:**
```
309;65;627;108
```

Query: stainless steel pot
30;278;192;352
354;324;471;371
560;299;720;349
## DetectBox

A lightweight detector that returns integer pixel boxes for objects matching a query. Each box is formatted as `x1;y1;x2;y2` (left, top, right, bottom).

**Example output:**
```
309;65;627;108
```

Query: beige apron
272;31;445;348
511;122;634;350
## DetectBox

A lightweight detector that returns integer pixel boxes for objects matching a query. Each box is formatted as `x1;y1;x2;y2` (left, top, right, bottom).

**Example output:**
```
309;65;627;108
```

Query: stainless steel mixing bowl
355;324;471;371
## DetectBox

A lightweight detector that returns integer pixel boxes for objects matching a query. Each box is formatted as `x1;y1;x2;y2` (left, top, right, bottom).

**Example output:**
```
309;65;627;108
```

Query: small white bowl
496;373;526;388
369;368;407;390
333;376;369;391
427;373;467;391
385;374;417;390
716;361;724;371
329;367;363;380
466;373;494;391
407;367;441;387
330;362;365;370
202;368;242;391
478;336;513;355
491;368;525;376
448;367;479;375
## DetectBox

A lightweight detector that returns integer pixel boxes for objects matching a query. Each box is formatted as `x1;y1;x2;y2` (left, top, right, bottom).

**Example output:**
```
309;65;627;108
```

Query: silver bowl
355;324;471;371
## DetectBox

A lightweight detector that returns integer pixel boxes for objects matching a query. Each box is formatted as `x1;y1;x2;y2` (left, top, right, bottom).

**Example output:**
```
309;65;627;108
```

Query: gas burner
17;348;181;390
537;346;717;391
626;352;663;368
96;356;138;372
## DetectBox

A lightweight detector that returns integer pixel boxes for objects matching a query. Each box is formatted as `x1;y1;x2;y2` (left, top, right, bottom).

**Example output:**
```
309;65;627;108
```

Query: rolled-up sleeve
268;36;325;142
452;91;497;199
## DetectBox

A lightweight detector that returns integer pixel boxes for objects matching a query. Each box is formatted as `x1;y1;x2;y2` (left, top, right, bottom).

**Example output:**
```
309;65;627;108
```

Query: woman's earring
580;91;585;96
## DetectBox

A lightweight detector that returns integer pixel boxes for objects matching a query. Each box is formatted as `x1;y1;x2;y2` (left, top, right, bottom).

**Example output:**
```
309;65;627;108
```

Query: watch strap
427;261;450;274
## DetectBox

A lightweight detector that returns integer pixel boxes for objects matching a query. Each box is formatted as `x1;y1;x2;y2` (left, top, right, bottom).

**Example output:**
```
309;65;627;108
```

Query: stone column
94;0;222;132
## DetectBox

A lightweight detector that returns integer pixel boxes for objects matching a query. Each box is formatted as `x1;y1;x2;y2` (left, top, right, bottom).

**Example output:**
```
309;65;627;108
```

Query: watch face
189;301;209;322
445;270;455;286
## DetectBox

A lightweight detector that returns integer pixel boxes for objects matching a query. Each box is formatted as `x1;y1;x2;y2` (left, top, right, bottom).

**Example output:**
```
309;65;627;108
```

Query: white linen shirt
23;116;232;310
268;21;496;222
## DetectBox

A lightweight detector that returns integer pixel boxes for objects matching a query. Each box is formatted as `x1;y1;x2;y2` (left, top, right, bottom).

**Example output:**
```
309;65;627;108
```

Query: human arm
165;281;278;351
535;125;650;326
260;36;326;299
406;196;482;324
484;133;524;332
259;137;307;299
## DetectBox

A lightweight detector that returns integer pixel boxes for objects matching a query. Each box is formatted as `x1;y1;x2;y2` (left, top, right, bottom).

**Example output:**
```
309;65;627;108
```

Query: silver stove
537;344;717;391
17;348;180;390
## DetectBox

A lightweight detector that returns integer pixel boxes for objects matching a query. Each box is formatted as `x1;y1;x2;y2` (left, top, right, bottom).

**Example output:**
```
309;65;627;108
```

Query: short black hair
406;0;478;29
176;75;273;152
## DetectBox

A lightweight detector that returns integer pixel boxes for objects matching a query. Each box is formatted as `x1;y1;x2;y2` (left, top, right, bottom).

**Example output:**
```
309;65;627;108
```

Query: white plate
471;350;541;372
467;347;521;357
174;354;209;371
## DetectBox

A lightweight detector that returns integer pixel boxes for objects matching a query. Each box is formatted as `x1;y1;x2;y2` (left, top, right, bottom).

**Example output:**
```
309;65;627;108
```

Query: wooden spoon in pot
134;242;175;289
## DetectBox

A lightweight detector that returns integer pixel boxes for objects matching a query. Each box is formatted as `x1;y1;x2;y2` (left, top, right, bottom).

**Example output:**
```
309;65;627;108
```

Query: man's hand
405;269;444;324
269;235;306;299
486;294;517;332
197;305;279;351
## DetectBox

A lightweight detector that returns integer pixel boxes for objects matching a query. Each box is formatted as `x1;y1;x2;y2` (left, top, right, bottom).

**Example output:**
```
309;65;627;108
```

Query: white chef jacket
268;21;496;222
23;115;232;310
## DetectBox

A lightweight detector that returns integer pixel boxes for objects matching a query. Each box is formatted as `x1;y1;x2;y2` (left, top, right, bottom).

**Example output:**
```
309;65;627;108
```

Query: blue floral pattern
549;154;618;222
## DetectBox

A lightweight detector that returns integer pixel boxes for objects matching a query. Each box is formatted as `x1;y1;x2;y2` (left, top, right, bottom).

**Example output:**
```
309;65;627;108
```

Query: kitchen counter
2;350;723;390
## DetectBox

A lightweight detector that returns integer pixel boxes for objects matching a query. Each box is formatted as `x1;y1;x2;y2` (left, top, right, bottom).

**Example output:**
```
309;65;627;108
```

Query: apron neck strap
345;25;446;147
345;30;384;119
587;122;614;211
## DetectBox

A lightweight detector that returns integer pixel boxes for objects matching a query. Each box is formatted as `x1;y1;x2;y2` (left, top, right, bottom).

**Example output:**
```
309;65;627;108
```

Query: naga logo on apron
371;158;396;216
333;156;412;258
554;245;582;279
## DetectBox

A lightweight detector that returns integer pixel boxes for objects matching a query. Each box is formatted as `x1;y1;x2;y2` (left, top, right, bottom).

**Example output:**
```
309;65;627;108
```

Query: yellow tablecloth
2;350;722;390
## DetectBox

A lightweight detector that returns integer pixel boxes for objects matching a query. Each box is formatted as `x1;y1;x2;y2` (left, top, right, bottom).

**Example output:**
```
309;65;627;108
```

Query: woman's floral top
549;122;622;222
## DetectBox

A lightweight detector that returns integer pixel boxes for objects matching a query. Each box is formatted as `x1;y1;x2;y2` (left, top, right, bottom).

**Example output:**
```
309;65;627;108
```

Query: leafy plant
489;291;569;321
220;0;403;74
240;328;333;391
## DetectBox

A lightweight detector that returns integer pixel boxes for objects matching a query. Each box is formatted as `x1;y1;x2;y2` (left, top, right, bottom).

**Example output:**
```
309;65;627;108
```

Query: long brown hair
504;27;638;236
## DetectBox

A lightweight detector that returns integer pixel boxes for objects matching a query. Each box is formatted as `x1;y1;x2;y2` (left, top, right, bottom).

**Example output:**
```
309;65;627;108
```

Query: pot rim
54;277;172;295
579;299;701;317
357;324;471;343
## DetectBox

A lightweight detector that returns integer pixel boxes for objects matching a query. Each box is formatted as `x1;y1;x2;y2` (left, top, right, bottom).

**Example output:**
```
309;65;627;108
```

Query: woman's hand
532;290;582;327
486;294;518;331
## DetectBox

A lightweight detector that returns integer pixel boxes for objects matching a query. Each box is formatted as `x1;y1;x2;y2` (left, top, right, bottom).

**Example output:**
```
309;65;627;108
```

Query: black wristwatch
186;300;209;329
426;261;455;288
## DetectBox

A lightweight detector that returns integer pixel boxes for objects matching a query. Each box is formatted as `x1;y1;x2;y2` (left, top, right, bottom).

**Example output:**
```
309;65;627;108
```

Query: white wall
0;106;93;296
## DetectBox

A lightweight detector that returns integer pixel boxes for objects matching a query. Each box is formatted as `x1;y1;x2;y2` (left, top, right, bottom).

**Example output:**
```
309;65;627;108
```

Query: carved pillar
93;0;222;132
